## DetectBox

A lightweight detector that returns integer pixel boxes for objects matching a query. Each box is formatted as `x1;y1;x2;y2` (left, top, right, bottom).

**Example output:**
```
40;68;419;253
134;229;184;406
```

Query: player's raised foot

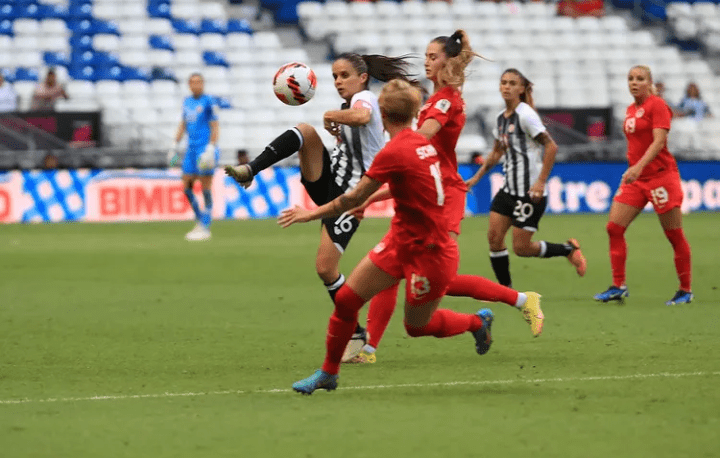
472;308;494;355
341;327;369;363
224;164;253;189
292;370;338;395
594;285;628;303
665;290;694;306
186;226;211;241
347;350;376;364
520;292;544;337
567;238;587;277
185;223;202;240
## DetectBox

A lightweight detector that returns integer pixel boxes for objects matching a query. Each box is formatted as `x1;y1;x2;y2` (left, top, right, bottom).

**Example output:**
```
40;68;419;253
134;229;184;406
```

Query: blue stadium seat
149;34;174;51
203;51;229;67
122;66;151;81
0;19;12;36
69;34;94;51
201;19;227;35
68;2;93;20
213;96;233;109
0;4;17;20
274;0;301;25
68;19;121;36
1;68;15;83
147;2;171;19
68;64;96;81
226;18;253;35
45;4;69;20
150;67;177;81
15;67;40;81
95;64;125;81
44;51;70;67
172;18;201;35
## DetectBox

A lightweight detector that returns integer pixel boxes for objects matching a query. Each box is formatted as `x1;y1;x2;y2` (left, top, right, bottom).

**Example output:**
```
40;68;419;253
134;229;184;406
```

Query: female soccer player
279;79;493;395
225;53;417;340
465;68;587;288
346;32;544;365
168;73;220;241
594;65;693;306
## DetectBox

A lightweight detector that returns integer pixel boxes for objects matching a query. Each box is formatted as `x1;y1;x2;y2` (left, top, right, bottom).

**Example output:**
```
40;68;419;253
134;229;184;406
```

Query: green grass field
1;213;719;458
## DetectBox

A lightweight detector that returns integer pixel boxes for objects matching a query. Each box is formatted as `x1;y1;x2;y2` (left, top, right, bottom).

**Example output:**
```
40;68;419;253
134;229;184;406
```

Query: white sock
362;345;376;354
515;292;528;309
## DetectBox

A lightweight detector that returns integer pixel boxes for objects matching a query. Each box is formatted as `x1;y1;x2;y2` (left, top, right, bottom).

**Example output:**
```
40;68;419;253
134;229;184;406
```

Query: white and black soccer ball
272;62;317;106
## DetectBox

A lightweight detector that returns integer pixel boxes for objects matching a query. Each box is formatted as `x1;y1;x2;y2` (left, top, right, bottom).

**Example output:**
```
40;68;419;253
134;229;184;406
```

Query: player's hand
528;181;545;203
324;120;341;137
198;144;217;170
167;142;179;167
465;174;481;189
278;206;312;228
622;165;642;184
349;204;366;221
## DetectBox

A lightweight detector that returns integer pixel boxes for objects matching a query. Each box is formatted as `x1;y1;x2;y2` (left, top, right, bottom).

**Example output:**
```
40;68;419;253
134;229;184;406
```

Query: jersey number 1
429;162;445;206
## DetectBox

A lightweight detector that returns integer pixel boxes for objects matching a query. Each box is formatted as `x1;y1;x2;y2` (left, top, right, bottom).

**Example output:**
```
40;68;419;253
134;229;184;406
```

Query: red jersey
365;128;451;251
623;94;678;180
417;86;467;192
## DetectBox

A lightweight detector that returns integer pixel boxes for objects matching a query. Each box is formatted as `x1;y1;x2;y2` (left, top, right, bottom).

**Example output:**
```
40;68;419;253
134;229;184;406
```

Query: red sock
322;285;365;375
366;283;399;349
607;222;627;287
405;309;482;338
664;228;692;291
446;274;519;306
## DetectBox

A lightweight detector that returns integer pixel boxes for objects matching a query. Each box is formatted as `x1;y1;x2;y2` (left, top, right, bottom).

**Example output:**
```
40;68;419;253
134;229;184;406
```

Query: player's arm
349;184;391;219
465;140;503;188
623;128;668;184
209;119;219;146
278;176;383;228
416;118;442;140
168;119;186;165
528;131;558;201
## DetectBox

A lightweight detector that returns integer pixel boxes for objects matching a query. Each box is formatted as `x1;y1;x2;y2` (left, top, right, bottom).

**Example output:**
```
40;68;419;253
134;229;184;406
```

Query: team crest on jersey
636;108;645;118
507;123;516;133
196;106;203;113
435;99;451;114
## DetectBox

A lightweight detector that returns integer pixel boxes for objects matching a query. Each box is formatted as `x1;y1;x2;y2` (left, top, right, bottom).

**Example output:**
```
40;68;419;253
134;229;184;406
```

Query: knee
404;321;424;338
606;221;626;238
512;239;533;257
487;229;504;250
315;259;337;284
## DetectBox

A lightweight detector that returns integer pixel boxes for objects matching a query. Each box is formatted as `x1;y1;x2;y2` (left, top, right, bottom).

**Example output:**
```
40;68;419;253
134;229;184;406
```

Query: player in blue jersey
168;73;220;241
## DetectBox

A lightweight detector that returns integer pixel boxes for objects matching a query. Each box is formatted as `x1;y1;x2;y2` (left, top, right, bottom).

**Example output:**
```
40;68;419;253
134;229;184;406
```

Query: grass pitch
1;213;719;457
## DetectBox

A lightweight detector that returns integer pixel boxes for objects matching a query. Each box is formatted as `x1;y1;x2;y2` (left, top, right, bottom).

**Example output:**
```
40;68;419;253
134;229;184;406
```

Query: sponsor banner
1;162;718;224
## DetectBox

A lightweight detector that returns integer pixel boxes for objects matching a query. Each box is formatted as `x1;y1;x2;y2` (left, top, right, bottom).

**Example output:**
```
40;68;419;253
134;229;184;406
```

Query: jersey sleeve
350;91;375;113
365;146;401;183
422;97;454;128
650;98;671;130
206;97;218;121
518;104;546;139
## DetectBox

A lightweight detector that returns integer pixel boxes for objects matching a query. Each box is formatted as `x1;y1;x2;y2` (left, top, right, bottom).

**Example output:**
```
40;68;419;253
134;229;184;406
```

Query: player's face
627;68;651;99
332;59;368;101
499;72;524;102
425;42;446;83
188;76;204;97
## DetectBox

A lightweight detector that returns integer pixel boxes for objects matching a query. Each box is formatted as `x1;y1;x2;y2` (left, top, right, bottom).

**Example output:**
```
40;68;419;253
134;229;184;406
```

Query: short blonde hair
379;79;422;124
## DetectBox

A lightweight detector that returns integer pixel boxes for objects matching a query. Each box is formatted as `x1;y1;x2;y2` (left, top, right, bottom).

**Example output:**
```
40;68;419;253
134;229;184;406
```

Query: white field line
1;371;718;405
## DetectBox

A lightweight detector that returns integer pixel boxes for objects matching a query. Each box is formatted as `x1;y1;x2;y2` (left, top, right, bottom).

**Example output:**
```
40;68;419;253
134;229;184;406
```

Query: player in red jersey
594;65;693;306
279;80;494;395
342;31;545;365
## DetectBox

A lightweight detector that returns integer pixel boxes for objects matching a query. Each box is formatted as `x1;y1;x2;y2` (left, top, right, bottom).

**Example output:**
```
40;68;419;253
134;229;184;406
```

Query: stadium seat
200;19;227;35
203;51;229;67
149;34;175;51
172;18;201;35
226;18;253;35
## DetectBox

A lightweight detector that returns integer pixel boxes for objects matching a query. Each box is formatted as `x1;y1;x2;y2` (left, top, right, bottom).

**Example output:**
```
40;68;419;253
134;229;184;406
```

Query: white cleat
185;226;211;241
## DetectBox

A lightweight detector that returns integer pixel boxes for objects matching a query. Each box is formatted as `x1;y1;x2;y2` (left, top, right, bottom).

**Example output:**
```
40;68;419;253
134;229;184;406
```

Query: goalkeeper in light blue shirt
169;73;220;241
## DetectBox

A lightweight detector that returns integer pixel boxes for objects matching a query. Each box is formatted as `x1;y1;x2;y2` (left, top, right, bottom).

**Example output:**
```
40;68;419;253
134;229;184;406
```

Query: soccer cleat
185;223;202;239
341;327;369;363
520;292;544;337
567;239;587;277
594;285;629;303
186;226;211;241
347;350;376;364
224;164;253;189
665;290;694;306
472;308;494;355
292;370;339;395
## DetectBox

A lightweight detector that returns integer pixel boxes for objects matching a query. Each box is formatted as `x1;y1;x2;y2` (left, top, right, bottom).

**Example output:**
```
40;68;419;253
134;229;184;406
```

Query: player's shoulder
515;102;538;118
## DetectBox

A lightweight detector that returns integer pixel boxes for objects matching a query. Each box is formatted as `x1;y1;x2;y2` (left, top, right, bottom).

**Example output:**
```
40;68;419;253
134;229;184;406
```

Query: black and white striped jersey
493;102;547;197
331;89;385;192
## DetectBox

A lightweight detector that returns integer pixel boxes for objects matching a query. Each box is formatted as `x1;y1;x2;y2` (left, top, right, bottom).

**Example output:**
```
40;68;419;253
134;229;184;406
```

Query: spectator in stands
236;148;249;165
30;68;69;111
43;153;59;170
0;73;17;112
557;0;604;17
675;82;711;122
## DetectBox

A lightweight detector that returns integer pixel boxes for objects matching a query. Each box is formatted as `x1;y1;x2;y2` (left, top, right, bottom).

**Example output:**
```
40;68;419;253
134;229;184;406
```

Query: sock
201;189;212;227
664;227;692;291
490;249;512;287
248;128;303;174
538;240;573;258
405;309;483;338
515;292;528;309
607;222;627;287
183;188;202;221
446;274;519;306
324;273;345;302
366;283;399;349
361;344;376;354
322;285;365;375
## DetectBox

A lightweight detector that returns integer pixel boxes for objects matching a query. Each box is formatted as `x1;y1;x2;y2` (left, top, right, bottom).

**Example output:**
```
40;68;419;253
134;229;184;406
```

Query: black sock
490;250;512;287
325;273;345;302
539;241;573;258
248;128;302;174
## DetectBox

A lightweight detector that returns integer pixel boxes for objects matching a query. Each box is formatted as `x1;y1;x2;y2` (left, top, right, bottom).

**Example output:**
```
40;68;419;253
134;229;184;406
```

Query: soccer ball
272;62;317;106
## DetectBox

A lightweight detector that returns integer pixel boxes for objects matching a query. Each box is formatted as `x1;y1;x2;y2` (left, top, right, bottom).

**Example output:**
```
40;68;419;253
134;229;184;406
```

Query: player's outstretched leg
594;285;629;303
292;370;339;395
472;308;494;355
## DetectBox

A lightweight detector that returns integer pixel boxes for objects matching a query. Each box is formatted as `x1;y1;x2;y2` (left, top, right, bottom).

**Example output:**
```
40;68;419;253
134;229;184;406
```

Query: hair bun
445;31;463;58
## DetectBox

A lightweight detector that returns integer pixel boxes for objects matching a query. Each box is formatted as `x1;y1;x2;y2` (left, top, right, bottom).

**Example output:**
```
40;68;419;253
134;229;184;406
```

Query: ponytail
334;52;420;89
431;29;488;89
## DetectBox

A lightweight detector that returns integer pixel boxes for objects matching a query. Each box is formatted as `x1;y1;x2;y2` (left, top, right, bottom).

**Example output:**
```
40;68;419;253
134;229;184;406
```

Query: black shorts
490;189;547;232
300;147;360;252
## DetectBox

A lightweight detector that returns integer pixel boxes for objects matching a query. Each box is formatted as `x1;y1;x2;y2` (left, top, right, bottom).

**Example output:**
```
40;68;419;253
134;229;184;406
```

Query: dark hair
502;68;535;109
430;30;481;89
334;53;419;89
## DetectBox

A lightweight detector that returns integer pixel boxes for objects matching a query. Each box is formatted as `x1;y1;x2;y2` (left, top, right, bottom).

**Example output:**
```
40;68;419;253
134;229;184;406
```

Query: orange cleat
567;239;587;277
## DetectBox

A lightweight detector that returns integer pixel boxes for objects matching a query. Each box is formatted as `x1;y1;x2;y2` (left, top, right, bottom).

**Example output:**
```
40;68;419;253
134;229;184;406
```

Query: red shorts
614;169;683;214
368;233;459;306
444;185;466;235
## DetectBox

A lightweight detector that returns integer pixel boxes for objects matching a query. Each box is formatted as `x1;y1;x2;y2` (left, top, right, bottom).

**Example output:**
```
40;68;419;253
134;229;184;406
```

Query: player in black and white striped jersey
465;69;587;288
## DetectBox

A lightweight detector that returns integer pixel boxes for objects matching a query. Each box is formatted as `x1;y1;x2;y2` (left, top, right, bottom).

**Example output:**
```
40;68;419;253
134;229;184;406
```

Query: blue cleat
472;308;494;355
666;290;694;306
292;370;338;395
594;285;629;303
